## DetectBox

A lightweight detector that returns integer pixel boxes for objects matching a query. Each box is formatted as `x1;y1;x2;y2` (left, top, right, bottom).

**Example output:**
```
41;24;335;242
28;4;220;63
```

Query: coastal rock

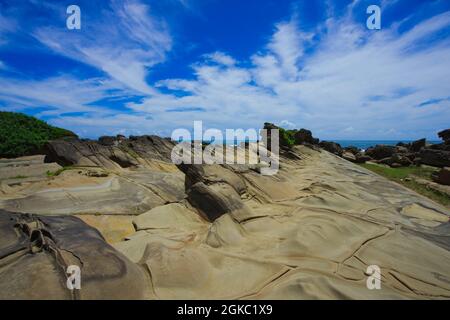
294;129;319;145
114;144;450;299
0;155;62;180
319;141;343;156
433;167;450;186
187;182;252;222
365;145;396;160
395;146;409;154
438;129;450;142
98;136;118;146
0;210;150;299
178;164;247;195
44;138;138;170
396;142;410;148
125;135;175;162
344;146;360;155
355;153;372;163
410;138;426;152
419;149;450;167
44;135;176;171
342;152;356;162
378;154;412;167
429;143;450;151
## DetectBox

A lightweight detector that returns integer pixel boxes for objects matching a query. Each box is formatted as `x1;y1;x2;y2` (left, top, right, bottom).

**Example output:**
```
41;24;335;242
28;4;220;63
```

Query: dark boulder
294;129;319;145
344;146;360;155
395;146;409;154
355;153;372;163
429;143;450;151
419;149;450;167
319;141;343;156
178;164;247;195
124;135;175;162
187;182;250;222
342;152;356;162
378;154;412;167
0;210;149;299
365;145;396;160
44;135;176;170
98;136;117;146
432;167;450;186
44;139;139;169
410;138;426;152
177;162;254;222
438;129;450;142
396;142;410;148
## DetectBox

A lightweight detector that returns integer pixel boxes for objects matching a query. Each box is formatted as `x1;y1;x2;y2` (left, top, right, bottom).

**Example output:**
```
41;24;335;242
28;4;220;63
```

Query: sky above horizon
0;0;449;140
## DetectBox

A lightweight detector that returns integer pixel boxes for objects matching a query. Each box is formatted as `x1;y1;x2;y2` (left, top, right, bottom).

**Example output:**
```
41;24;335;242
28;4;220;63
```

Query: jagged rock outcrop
294;129;319;145
178;164;246;195
410;138;426;152
355;153;372;163
378;153;413;167
438;129;450;143
433;167;450;186
420;149;450;167
43;135;175;171
319;141;343;156
0;210;150;299
365;145;396;160
44;137;139;170
177;164;252;222
344;146;360;155
342;151;356;162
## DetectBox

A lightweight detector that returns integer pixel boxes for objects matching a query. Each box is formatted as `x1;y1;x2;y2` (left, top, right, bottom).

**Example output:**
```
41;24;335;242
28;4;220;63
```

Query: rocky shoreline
266;123;450;186
1;124;450;299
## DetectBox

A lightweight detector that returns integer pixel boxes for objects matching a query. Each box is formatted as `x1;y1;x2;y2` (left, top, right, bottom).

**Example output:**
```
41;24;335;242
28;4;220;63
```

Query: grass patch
360;163;450;207
359;163;437;180
46;166;74;177
11;175;28;179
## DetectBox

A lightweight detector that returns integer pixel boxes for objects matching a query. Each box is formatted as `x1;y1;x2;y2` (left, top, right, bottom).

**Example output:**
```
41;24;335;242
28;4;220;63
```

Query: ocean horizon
331;140;441;150
180;139;441;150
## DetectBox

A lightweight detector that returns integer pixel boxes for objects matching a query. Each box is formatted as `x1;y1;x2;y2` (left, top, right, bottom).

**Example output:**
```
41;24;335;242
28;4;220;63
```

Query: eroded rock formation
1;129;450;300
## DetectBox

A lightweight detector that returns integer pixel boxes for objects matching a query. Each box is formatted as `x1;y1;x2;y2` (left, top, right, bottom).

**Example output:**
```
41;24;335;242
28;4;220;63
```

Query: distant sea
332;140;441;151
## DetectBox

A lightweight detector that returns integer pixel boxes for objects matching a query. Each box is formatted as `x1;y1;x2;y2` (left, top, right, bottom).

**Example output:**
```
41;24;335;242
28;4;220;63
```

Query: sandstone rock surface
0;210;150;299
1;140;450;300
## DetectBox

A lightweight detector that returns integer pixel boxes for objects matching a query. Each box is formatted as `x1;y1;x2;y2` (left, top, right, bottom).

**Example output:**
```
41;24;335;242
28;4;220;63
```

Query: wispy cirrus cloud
33;0;172;95
0;75;132;116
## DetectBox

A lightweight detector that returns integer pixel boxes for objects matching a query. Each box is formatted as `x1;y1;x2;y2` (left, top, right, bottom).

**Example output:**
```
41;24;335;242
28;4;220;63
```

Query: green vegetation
46;166;74;177
12;175;28;179
0;112;77;158
359;163;437;180
279;128;296;148
360;163;450;207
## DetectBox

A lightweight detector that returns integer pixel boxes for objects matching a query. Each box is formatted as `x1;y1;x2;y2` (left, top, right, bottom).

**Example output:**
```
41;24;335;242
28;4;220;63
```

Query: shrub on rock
0;112;77;158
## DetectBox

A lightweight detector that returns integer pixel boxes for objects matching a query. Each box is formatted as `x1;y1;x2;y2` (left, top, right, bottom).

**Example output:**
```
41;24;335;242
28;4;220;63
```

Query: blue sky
0;0;449;140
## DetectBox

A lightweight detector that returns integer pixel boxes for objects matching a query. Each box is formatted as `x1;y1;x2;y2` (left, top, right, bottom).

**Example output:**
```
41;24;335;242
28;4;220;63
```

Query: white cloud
203;52;236;66
33;0;172;95
0;12;16;46
2;2;450;140
123;10;450;139
0;75;131;116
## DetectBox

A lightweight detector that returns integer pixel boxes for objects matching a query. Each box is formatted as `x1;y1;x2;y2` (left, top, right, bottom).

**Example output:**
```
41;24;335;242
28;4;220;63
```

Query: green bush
0;112;77;158
279;128;296;148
